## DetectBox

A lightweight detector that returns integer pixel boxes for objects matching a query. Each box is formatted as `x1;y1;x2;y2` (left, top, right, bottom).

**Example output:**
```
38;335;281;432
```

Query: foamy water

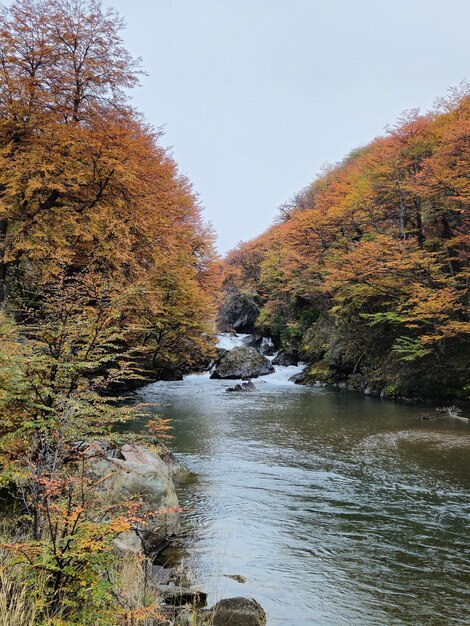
216;332;252;350
215;333;305;386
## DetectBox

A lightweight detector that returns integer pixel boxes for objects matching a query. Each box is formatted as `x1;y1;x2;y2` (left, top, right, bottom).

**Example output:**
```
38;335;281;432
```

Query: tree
0;274;172;623
0;0;219;376
0;2;219;620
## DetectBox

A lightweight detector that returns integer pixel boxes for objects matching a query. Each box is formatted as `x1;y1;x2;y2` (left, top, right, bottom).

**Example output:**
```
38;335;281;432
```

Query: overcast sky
112;1;468;252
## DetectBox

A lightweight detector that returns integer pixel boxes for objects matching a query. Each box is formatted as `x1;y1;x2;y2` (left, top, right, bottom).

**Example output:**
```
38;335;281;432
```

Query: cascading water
216;333;252;351
215;333;304;386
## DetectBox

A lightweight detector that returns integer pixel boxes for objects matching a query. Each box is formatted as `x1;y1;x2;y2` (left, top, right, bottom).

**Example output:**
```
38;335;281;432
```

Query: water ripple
136;376;470;625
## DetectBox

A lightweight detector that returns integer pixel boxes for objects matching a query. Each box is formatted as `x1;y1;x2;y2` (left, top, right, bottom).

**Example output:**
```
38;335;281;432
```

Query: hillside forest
223;92;470;400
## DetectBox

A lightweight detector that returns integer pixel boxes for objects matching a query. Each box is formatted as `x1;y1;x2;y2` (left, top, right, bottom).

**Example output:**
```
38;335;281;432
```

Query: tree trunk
0;219;8;304
440;212;460;276
414;197;425;248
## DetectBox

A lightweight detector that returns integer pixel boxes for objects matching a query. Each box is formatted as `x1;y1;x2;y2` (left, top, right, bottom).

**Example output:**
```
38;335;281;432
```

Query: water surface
136;369;470;625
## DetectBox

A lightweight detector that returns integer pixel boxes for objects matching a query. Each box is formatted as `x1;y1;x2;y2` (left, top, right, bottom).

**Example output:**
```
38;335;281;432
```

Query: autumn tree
0;0;219;376
0;275;175;623
0;1;219;621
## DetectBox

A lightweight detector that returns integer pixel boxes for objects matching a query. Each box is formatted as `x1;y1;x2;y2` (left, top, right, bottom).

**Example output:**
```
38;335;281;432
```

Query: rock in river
226;381;257;392
272;350;299;367
210;346;274;380
200;597;267;626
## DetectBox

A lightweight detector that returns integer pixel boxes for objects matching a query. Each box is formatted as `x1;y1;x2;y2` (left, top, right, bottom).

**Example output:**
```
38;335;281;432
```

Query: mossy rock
210;347;274;380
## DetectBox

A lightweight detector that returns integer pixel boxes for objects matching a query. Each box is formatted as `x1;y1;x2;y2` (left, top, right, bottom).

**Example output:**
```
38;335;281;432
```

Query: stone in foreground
210;346;274;380
201;597;267;626
90;443;181;557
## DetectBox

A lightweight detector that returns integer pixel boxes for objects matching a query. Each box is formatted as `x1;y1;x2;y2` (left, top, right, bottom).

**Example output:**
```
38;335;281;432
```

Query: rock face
90;443;181;557
210;347;274;380
201;597;267;626
272;350;299;367
217;293;259;333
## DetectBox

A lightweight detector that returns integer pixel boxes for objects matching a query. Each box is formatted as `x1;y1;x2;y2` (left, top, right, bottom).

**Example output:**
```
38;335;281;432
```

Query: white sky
25;1;470;252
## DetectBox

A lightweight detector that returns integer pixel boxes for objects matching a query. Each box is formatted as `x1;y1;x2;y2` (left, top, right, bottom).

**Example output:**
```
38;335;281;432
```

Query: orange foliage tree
0;1;219;622
0;0;219;378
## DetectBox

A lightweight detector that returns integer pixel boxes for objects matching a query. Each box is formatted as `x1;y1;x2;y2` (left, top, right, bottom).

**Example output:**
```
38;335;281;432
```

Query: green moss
306;361;330;383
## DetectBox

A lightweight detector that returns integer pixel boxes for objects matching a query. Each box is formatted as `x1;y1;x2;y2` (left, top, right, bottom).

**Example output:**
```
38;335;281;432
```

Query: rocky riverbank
93;440;267;625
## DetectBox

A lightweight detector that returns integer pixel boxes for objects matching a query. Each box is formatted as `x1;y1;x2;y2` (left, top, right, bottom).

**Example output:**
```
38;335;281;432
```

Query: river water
136;343;470;625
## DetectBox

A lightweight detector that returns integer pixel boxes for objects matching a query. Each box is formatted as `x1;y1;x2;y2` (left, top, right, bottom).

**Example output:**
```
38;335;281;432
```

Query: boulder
272;350;299;367
217;293;259;333
159;585;207;607
239;334;259;349
210;347;274;380
226;381;257;392
201;597;266;626
90;443;181;557
289;370;308;384
149;564;174;585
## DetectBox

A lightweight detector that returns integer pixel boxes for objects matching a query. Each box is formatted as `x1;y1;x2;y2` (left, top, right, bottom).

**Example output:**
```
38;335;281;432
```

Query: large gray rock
210;347;274;380
90;443;181;556
201;597;266;626
272;350;299;366
217;293;259;333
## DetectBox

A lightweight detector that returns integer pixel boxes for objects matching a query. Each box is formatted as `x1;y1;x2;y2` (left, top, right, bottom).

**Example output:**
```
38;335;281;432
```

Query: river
135;343;470;625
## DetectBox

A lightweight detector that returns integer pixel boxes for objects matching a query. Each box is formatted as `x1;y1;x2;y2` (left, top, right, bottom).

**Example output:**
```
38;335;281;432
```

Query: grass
0;569;39;626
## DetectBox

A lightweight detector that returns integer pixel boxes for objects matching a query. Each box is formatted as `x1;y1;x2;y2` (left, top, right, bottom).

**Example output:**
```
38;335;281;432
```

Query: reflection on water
135;371;470;626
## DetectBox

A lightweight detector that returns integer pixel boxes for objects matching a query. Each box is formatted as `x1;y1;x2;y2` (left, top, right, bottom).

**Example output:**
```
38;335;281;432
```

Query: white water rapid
215;332;304;386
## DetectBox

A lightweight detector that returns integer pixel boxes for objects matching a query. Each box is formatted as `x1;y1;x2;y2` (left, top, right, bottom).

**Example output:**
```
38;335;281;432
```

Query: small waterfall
259;361;304;386
216;333;252;350
259;336;274;353
215;333;304;386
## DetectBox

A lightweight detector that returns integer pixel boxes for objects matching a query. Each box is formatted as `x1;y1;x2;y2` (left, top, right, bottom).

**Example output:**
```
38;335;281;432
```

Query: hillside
222;94;470;400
